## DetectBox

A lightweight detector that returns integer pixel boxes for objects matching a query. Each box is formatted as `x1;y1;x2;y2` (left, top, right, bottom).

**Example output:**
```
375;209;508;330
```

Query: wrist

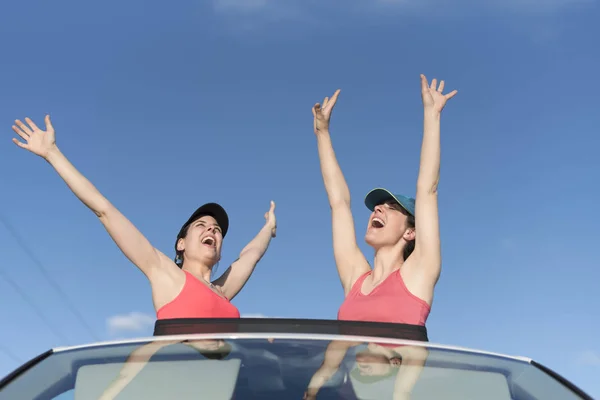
423;109;441;120
44;146;62;164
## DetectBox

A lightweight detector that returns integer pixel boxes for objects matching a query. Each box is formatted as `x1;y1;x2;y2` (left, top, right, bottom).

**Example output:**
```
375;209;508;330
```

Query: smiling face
364;200;415;251
355;350;402;377
176;215;223;267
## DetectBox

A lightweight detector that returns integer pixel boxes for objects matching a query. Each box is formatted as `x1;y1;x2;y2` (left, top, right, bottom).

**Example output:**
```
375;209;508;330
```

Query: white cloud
241;313;270;318
106;312;154;335
576;350;600;366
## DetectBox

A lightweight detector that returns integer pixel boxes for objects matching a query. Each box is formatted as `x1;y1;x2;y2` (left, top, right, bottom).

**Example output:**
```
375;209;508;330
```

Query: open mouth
201;236;216;247
371;217;385;228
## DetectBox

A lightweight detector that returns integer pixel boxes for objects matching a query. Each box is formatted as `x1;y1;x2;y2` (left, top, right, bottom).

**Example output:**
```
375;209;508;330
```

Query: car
0;318;593;399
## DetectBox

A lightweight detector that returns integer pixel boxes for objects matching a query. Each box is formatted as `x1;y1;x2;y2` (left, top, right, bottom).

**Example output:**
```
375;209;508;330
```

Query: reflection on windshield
0;336;589;400
304;340;427;400
98;339;233;400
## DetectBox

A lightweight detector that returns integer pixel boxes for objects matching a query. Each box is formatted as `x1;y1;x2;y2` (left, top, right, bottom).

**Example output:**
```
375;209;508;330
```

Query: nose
206;225;220;236
373;204;384;214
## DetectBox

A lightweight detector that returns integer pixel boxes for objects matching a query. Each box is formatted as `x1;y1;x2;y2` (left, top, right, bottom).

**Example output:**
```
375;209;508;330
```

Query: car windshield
0;333;588;400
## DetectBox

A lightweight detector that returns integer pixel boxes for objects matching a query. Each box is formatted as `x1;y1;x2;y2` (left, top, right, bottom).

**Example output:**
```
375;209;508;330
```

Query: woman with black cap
10;115;277;319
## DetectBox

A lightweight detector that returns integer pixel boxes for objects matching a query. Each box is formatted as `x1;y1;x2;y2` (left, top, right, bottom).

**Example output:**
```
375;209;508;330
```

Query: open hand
420;75;457;114
264;201;277;238
312;89;341;134
12;115;57;159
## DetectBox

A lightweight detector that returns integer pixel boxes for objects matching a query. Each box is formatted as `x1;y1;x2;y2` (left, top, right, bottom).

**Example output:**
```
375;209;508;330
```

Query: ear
176;238;185;252
390;357;402;367
403;227;416;242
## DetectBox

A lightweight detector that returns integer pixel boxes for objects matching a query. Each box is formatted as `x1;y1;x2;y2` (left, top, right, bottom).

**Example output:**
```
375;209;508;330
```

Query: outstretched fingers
420;74;429;91
327;89;341;111
12;123;29;141
437;80;445;93
445;89;458;100
264;200;276;220
267;200;276;237
313;90;341;118
14;119;33;136
429;78;437;90
11;137;28;149
421;74;457;97
24;117;40;132
44;114;53;130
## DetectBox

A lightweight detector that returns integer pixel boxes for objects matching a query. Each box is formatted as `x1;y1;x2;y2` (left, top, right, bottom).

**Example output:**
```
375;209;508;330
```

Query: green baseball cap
364;188;415;216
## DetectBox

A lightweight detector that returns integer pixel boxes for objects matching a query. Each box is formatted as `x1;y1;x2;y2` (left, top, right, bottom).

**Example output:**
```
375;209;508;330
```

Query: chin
365;234;399;251
364;233;382;249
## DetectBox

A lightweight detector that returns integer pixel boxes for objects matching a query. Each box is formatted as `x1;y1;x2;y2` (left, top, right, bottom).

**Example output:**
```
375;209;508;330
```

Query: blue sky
0;0;599;397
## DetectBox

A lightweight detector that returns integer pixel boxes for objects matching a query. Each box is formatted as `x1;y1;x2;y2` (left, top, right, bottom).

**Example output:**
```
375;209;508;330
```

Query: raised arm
313;90;370;293
212;201;277;300
98;340;181;400
11;116;171;279
304;340;359;399
413;75;457;281
392;346;429;400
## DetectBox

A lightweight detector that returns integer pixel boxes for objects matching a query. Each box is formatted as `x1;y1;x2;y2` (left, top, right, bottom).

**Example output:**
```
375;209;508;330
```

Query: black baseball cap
175;203;230;247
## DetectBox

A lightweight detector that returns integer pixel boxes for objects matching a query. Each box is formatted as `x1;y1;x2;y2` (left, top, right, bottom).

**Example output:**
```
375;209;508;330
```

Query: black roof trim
530;360;594;400
0;349;53;390
153;318;429;342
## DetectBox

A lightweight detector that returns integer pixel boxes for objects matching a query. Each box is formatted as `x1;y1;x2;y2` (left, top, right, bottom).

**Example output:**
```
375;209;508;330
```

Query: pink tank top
337;269;431;326
156;270;240;319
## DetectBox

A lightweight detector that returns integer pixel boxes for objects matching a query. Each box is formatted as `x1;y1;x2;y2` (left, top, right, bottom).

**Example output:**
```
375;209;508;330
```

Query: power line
0;256;69;343
0;213;100;342
0;345;22;365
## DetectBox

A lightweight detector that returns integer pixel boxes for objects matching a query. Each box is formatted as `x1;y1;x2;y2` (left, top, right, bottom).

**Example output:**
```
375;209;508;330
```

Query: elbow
416;178;439;196
95;200;114;220
329;197;350;210
238;248;262;265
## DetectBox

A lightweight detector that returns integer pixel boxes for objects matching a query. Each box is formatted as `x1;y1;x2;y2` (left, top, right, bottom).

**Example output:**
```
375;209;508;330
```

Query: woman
312;74;457;326
10;115;277;319
98;339;234;399
304;340;428;400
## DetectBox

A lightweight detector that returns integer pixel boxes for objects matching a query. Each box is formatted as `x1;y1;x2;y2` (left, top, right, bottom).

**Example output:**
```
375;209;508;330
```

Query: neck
182;260;214;283
372;245;404;282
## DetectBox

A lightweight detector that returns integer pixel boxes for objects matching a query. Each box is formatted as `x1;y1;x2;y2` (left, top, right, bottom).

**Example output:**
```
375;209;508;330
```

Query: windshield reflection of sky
93;338;427;399
0;337;586;400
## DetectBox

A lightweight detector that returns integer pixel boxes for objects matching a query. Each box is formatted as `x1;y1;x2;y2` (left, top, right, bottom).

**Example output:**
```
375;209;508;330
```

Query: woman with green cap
311;74;457;327
304;74;456;399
